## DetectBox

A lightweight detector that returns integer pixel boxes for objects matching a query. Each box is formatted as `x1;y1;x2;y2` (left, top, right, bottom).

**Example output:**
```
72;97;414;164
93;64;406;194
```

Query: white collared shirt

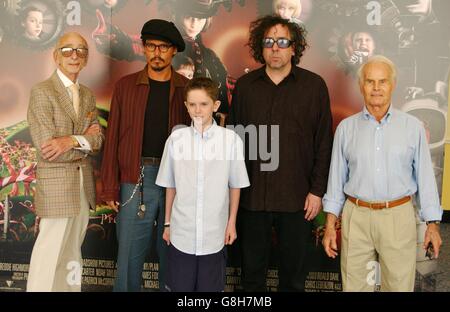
156;122;250;255
56;69;91;152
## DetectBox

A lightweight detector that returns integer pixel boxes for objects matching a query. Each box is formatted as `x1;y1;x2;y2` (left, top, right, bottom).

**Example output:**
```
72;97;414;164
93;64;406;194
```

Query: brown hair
184;77;219;101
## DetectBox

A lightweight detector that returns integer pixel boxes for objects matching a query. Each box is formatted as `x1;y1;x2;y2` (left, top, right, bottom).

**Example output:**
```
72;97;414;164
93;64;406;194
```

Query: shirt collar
362;104;393;124
57;69;79;89
191;120;217;139
136;65;186;87
251;65;299;83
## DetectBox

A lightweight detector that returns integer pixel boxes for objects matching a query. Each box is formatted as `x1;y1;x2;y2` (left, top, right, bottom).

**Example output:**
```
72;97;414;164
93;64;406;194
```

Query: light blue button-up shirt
156;121;250;256
323;105;442;222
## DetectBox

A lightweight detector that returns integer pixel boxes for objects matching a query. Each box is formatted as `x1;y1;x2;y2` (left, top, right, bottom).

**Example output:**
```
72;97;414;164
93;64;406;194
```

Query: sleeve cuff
155;179;175;188
73;135;92;152
420;207;443;222
322;199;344;217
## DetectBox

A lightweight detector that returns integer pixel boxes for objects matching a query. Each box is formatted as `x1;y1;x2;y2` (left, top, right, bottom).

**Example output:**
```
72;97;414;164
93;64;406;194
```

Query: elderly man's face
54;33;89;82
360;62;395;111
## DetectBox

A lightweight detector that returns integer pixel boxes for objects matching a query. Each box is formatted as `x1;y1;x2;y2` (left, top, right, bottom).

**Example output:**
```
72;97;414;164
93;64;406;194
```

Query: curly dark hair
247;15;308;65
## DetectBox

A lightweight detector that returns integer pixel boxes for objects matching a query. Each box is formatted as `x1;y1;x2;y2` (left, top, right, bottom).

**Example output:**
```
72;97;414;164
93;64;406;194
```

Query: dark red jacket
100;66;190;202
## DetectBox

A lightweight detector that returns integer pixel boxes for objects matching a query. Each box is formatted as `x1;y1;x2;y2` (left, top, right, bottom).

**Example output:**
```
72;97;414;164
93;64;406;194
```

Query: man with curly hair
228;15;333;292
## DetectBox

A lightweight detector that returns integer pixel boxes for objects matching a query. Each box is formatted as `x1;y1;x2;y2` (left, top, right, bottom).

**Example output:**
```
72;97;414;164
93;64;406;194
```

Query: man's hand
322;212;339;258
304;193;322;221
163;227;170;246
423;223;442;259
322;226;339;258
106;200;119;213
84;124;102;135
224;222;237;245
41;136;75;161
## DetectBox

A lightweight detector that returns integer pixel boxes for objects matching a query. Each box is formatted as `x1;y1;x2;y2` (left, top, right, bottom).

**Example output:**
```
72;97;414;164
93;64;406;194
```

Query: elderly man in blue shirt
322;55;443;292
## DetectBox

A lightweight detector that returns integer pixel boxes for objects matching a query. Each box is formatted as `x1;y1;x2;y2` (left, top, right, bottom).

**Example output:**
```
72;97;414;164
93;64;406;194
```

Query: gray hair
357;55;397;85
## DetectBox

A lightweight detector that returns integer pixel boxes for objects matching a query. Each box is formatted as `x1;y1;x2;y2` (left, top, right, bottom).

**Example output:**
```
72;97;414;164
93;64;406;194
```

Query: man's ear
53;49;59;63
213;100;221;112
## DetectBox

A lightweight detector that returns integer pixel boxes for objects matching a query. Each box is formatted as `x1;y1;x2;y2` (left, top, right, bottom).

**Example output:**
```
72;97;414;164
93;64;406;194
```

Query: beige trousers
27;170;90;292
340;199;416;292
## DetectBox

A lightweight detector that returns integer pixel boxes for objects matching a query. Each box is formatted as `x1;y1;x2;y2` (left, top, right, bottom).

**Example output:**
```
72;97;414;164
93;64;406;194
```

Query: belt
347;195;411;210
142;157;161;166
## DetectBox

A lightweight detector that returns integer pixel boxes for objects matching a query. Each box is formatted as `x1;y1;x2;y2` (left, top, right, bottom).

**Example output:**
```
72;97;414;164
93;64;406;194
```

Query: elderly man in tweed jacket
26;32;104;292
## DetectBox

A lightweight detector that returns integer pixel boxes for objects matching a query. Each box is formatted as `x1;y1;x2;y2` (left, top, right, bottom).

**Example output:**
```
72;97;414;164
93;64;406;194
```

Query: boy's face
23;10;43;39
183;16;207;39
185;89;220;130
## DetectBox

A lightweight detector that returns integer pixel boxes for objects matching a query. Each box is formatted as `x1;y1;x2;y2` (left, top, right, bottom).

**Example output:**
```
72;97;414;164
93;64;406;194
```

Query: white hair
357;55;397;85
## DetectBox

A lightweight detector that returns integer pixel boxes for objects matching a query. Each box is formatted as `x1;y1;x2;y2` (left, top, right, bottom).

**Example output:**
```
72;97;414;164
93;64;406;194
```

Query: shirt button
376;127;380;131
376;147;380;151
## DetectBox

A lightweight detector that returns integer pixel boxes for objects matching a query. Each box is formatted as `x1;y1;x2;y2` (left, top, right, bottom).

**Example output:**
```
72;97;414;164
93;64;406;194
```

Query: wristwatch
426;220;440;225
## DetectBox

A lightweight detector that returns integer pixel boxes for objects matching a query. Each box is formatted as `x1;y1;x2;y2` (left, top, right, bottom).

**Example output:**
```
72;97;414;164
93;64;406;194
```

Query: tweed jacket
27;71;104;218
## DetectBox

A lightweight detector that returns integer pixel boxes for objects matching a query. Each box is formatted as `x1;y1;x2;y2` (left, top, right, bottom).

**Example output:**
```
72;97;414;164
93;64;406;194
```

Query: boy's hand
163;227;170;246
224;223;237;245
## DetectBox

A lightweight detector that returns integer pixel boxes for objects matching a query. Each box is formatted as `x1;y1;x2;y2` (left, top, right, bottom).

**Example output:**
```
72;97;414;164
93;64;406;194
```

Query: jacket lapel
50;72;78;124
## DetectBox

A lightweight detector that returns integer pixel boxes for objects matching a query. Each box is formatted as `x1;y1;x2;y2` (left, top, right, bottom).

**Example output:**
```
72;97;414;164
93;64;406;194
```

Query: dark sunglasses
262;37;294;49
59;47;89;58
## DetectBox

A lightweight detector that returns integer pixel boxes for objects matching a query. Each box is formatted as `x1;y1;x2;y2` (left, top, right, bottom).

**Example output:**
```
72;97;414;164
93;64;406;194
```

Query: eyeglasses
144;42;172;52
59;47;89;58
262;37;294;49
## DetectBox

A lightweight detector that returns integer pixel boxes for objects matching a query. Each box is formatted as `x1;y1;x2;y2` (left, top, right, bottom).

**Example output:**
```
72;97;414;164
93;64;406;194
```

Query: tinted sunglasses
59;47;89;58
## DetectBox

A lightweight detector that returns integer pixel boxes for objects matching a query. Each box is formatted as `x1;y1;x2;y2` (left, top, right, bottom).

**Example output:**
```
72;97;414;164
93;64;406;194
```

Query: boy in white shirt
156;77;250;292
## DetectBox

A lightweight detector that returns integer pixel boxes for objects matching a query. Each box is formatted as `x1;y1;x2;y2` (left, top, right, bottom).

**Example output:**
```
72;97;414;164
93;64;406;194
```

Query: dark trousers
166;244;226;292
238;209;312;292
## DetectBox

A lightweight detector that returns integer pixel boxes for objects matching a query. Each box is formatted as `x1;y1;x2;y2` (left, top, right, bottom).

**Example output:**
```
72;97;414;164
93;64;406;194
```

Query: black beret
140;19;185;52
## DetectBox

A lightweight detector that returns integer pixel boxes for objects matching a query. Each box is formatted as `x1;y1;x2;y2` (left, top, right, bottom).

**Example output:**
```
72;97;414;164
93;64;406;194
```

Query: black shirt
228;66;333;213
142;78;170;158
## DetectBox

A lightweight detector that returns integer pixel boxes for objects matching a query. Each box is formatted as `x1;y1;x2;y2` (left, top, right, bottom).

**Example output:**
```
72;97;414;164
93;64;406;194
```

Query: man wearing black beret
100;19;191;292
